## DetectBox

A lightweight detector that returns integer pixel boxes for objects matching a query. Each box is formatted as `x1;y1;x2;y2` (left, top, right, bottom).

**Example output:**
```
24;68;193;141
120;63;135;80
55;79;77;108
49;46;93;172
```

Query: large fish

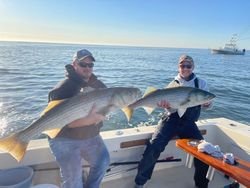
0;87;141;162
123;86;215;121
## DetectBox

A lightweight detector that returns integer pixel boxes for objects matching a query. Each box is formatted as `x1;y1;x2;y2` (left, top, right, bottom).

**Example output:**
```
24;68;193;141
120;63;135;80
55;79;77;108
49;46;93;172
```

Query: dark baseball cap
72;49;95;62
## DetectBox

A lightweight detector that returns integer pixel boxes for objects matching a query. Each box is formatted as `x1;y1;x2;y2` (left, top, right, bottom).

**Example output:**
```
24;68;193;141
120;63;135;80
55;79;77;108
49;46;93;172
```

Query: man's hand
201;102;211;108
87;104;105;124
201;102;212;109
157;100;171;109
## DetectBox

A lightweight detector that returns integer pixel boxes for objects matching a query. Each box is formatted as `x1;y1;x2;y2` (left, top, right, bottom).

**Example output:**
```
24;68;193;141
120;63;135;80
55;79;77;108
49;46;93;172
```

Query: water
0;41;249;138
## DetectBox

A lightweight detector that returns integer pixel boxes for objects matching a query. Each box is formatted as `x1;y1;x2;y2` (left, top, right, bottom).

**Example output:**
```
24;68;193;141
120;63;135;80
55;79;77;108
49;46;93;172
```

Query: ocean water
0;41;249;138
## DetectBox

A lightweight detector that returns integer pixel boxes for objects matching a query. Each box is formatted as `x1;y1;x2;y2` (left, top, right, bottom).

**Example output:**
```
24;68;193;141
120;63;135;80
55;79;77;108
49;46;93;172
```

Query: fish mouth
209;93;216;100
129;91;142;105
114;87;142;107
204;93;216;103
136;90;143;100
202;90;216;100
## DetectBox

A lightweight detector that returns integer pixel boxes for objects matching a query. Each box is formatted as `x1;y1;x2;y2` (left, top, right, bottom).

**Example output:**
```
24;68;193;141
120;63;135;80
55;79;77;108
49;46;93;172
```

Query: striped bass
0;87;141;162
123;86;215;121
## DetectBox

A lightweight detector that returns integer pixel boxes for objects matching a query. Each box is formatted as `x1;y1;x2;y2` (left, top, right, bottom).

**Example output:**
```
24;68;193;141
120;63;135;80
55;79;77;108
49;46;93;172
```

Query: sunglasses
78;62;94;68
180;64;192;69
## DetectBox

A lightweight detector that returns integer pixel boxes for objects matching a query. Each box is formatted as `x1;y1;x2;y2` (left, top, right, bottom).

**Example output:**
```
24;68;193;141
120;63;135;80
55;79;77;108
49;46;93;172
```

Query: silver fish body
0;87;141;161
123;86;215;121
28;87;141;139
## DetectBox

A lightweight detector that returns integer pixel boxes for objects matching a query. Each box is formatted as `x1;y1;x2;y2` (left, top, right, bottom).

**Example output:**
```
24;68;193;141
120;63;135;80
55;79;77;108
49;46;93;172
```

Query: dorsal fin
40;99;65;116
143;87;157;98
40;100;66;138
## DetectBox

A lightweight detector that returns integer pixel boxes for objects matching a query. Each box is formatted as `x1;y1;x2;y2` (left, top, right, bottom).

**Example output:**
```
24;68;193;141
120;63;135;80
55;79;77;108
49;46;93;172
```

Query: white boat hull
211;49;245;55
0;118;249;187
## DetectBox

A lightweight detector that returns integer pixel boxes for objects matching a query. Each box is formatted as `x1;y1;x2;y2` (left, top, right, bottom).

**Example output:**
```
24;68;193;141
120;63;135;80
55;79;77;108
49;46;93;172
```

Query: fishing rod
106;157;181;173
109;158;181;166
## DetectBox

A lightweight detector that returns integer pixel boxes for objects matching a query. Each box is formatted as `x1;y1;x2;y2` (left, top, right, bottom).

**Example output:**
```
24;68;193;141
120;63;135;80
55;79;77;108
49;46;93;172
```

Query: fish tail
122;106;134;122
0;133;28;162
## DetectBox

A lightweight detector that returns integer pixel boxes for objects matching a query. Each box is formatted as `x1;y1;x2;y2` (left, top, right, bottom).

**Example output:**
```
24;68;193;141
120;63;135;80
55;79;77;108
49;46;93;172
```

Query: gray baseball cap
72;49;95;62
179;54;194;65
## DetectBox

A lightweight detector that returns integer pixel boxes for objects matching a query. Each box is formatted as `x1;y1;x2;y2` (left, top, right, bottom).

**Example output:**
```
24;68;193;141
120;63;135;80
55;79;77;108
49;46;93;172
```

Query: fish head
189;88;216;106
111;87;142;108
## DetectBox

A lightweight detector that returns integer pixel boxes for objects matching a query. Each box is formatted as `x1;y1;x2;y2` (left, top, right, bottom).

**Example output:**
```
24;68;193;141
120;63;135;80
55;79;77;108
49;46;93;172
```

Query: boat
0;117;249;188
211;34;246;55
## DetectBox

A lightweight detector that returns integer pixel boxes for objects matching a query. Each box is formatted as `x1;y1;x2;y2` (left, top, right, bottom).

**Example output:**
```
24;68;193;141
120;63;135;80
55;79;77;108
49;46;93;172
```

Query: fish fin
143;107;155;115
143;87;157;98
0;134;28;162
177;108;187;117
42;128;62;138
122;107;134;121
40;99;65;116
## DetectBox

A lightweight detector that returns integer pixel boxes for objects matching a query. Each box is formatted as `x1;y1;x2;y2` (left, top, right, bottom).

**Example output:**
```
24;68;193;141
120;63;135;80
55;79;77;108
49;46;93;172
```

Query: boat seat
120;129;207;148
176;139;250;187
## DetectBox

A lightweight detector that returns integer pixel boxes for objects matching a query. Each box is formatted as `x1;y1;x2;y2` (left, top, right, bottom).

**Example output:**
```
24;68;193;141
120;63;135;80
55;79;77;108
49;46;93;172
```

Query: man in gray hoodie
134;55;212;188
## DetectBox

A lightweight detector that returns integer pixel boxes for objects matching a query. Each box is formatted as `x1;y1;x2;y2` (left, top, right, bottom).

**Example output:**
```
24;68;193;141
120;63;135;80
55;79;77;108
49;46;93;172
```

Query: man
48;49;110;188
134;55;212;188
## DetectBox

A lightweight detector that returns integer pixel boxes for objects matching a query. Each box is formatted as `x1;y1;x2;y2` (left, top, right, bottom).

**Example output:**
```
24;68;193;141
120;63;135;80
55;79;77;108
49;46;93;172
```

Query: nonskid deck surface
101;165;231;188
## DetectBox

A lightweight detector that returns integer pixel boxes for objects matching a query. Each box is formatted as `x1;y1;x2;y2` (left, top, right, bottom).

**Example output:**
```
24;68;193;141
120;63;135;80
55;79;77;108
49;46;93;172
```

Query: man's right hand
87;104;105;124
157;100;171;109
67;104;105;128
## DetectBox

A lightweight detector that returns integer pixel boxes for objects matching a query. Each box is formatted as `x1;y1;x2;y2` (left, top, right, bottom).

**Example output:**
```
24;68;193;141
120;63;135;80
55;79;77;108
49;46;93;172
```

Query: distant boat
211;34;246;55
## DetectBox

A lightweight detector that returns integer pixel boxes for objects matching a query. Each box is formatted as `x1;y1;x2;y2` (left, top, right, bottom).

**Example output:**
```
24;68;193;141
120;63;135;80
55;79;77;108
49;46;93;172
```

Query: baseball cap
72;49;95;62
179;55;194;65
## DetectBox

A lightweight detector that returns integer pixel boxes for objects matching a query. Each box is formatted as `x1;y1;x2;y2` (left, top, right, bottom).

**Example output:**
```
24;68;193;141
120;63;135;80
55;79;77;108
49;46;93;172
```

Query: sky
0;0;250;49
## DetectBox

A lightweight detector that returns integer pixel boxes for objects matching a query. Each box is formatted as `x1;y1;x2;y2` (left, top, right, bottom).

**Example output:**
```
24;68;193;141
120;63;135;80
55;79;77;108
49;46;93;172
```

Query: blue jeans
135;116;209;188
49;135;110;188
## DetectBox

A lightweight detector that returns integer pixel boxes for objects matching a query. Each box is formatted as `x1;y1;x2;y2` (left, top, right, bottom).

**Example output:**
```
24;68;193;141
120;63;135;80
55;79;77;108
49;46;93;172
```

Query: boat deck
101;165;231;188
1;118;249;187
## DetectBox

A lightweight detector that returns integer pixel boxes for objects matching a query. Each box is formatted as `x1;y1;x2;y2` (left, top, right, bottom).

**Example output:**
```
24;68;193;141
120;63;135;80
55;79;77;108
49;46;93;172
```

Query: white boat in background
0;117;250;188
211;34;246;55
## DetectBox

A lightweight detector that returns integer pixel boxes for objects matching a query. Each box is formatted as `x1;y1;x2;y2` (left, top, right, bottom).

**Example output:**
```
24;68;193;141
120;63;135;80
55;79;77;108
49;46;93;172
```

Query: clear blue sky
0;0;250;49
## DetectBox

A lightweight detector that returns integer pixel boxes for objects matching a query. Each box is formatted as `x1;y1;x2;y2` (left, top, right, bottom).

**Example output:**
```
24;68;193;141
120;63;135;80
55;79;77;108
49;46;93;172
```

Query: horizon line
0;39;208;50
